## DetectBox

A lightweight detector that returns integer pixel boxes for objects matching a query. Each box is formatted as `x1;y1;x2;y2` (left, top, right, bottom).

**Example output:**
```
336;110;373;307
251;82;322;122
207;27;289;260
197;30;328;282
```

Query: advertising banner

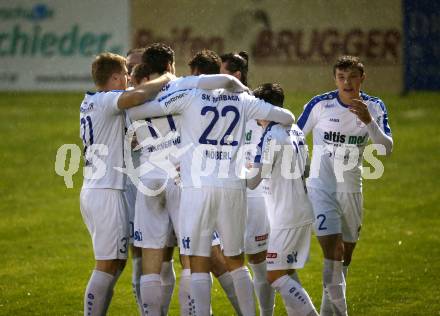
132;0;403;93
403;0;440;91
0;0;130;91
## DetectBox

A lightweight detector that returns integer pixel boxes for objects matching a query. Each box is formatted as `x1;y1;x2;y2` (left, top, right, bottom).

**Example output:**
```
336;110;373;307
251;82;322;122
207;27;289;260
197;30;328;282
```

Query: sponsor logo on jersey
329;118;340;122
255;233;268;242
245;130;252;143
267;252;278;259
324;103;335;108
324;131;367;145
164;92;186;107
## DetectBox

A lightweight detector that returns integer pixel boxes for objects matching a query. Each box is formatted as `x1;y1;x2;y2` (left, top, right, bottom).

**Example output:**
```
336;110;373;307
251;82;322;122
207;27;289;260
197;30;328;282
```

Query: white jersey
297;90;392;193
258;123;314;229
129;76;210;180
244;120;265;197
80;91;126;190
132;115;181;179
151;88;274;189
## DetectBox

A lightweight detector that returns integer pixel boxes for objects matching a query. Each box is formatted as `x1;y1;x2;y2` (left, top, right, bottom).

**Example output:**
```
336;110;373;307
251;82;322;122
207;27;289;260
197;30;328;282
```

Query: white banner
0;0;130;91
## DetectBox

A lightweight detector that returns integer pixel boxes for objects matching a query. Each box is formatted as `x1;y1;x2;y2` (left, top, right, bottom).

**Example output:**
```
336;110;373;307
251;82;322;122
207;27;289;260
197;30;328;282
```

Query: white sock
217;272;242;315
179;269;193;316
271;274;318;316
320;264;349;316
323;259;347;316
320;287;333;316
84;270;114;316
160;260;176;316
102;268;123;315
191;273;212;316
132;257;143;315
140;274;162;316
230;266;256;316
249;262;275;316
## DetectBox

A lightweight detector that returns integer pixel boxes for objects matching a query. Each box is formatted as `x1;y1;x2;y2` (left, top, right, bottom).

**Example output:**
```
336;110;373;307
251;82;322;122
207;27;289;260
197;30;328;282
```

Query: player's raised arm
174;74;249;92
243;94;294;125
117;72;175;110
264;106;295;125
196;74;249;92
350;98;393;155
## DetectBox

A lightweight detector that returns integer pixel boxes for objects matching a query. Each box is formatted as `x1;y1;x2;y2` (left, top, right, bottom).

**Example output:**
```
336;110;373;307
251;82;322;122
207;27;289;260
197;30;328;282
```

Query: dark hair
131;63;152;86
188;49;221;75
252;83;284;107
142;43;175;74
333;55;364;76
92;52;126;87
220;51;249;86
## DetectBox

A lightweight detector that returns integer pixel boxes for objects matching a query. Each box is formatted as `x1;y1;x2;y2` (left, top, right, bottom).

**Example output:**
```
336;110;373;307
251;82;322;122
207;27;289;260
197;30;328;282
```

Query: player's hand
349;99;372;124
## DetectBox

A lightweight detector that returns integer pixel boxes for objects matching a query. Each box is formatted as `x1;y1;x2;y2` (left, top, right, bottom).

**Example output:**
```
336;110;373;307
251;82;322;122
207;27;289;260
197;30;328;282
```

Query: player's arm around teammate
80;52;172;316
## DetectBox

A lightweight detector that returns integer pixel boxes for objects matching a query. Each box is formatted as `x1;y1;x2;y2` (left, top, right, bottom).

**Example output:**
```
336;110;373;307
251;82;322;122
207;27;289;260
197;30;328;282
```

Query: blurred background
0;0;438;93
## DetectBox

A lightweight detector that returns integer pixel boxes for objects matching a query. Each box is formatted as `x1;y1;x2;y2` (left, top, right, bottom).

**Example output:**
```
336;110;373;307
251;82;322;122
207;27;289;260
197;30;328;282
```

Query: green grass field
0;91;439;315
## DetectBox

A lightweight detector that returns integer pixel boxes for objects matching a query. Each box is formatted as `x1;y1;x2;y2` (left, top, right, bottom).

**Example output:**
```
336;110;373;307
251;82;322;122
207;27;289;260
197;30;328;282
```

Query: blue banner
403;0;440;91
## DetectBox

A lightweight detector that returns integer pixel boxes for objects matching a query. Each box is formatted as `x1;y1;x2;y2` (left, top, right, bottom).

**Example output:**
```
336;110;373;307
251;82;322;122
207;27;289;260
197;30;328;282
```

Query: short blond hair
92;52;126;87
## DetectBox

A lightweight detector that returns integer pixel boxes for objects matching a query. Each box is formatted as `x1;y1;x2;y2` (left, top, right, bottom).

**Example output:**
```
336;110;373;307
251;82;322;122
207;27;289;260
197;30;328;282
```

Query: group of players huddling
79;43;393;316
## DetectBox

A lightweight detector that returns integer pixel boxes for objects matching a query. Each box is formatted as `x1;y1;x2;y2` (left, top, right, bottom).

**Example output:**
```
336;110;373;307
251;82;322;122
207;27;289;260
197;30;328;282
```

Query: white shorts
123;178;137;245
245;196;270;254
266;224;312;271
179;187;246;257
80;188;129;260
308;188;363;243
133;178;180;249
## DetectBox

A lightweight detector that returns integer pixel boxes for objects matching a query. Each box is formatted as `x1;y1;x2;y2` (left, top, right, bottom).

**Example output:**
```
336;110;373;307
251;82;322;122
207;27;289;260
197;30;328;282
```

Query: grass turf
0;91;439;315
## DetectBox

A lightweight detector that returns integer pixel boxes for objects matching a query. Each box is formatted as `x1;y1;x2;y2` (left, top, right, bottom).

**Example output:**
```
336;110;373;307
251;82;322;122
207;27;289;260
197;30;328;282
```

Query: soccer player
247;83;318;316
125;47;146;315
128;49;295;316
79;52;173;316
296;56;393;315
127;48;145;75
128;43;250;316
221;52;274;316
